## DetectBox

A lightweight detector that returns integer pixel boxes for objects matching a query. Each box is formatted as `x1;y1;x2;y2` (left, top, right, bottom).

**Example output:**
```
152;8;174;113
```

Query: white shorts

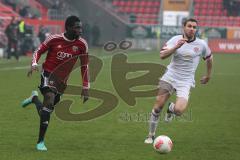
174;82;191;101
160;74;192;101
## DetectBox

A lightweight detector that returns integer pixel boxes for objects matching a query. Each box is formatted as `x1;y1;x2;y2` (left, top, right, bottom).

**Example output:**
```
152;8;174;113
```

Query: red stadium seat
138;7;144;14
202;3;208;9
236;20;240;27
132;7;138;13
146;1;154;7
215;10;221;16
112;0;118;6
124;7;131;13
194;3;200;9
218;17;226;26
133;0;139;7
226;17;234;26
194;9;200;16
136;18;142;24
216;4;221;9
119;1;125;6
109;0;162;25
153;1;160;7
208;10;214;16
201;9;207;16
215;0;222;3
144;19;151;24
236;17;240;23
145;7;151;14
116;7;124;13
223;9;227;16
194;0;201;3
202;0;209;3
153;8;159;14
126;1;131;7
140;1;147;7
208;3;214;9
150;14;158;19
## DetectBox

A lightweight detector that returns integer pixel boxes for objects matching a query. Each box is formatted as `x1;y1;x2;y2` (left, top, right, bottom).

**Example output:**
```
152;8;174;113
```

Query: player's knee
153;102;165;114
42;106;54;113
154;103;165;111
153;107;162;114
174;107;184;116
175;99;188;116
43;92;55;109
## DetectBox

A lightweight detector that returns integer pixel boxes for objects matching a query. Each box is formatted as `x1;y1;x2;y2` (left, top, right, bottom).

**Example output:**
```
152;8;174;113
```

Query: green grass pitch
0;49;239;160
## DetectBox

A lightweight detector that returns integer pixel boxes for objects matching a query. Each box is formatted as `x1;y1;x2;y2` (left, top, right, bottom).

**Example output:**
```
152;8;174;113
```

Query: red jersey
32;33;89;89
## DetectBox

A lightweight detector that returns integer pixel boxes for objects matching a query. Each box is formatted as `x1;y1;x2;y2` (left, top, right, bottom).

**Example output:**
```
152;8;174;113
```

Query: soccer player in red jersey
21;15;89;151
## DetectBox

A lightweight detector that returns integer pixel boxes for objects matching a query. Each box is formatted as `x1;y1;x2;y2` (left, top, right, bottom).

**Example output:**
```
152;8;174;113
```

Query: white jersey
161;35;211;87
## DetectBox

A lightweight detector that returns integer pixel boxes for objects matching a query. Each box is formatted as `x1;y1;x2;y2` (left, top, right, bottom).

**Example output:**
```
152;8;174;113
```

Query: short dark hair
65;15;80;30
183;18;198;26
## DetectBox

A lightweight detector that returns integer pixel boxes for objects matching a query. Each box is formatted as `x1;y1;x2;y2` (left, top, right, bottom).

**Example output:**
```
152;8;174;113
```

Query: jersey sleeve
31;35;53;66
161;36;178;51
80;40;90;89
201;40;212;60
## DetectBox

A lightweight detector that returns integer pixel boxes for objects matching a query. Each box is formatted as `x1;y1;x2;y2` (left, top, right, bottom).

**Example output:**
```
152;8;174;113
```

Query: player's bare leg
144;89;170;144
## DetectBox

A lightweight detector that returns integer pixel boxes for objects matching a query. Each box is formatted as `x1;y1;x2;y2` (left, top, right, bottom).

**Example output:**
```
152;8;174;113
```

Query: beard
185;32;195;41
67;32;80;40
74;34;80;39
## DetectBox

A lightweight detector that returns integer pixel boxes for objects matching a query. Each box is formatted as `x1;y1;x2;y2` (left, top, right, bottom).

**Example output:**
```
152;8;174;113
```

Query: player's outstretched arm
200;56;213;84
27;34;51;77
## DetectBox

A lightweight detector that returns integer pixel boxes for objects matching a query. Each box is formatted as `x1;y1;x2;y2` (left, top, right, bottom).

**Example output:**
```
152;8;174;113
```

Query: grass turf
0;49;239;160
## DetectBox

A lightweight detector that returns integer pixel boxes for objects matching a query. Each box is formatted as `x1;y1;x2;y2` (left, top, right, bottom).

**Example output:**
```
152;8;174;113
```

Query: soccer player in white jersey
144;18;213;144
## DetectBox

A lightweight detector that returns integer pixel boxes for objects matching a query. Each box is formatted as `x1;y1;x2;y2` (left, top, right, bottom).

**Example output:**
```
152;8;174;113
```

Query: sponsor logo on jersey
49;80;54;85
194;47;199;53
56;51;73;60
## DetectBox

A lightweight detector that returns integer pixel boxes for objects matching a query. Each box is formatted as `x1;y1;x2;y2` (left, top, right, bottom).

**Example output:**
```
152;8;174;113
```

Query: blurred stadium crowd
0;0;240;59
0;0;101;60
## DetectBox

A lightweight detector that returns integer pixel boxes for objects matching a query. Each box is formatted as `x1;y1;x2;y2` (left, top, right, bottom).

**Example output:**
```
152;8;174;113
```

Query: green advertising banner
200;27;227;39
127;25;227;39
127;25;157;38
160;26;227;39
160;26;182;39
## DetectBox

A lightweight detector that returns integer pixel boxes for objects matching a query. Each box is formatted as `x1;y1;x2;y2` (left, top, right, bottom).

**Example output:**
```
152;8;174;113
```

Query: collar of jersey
182;35;196;43
62;33;76;42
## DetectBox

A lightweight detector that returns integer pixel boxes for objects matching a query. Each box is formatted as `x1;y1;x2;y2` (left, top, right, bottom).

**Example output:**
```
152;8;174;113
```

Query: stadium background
0;0;239;160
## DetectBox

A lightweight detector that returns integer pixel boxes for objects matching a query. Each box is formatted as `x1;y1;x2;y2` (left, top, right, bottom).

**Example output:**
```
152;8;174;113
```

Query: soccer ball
153;135;173;153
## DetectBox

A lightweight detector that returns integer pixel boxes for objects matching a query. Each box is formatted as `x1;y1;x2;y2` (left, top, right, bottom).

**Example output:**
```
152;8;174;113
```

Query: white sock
168;103;175;113
149;108;161;136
